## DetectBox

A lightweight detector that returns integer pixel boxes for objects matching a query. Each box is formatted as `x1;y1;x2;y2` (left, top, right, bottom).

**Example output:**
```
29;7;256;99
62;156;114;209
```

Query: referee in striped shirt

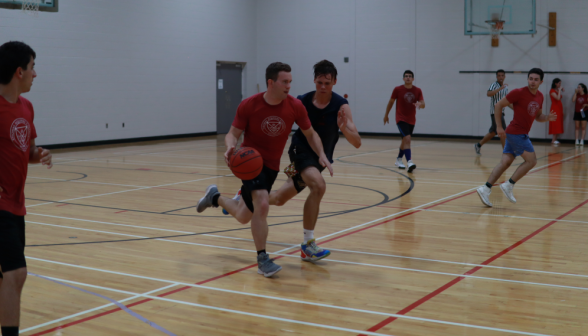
475;69;509;154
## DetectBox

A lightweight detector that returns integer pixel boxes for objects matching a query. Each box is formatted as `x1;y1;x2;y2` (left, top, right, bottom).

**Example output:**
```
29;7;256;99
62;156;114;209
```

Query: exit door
216;63;243;134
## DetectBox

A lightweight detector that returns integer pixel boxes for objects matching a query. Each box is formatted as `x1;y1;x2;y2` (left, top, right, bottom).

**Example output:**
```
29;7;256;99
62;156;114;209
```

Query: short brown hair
265;62;291;87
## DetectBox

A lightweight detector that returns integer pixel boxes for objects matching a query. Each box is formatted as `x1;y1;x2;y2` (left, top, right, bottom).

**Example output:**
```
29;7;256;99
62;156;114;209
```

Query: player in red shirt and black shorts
383;70;425;173
0;41;53;336
197;62;332;278
476;68;556;207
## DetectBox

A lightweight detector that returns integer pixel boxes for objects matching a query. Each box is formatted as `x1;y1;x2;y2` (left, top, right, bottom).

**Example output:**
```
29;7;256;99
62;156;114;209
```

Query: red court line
359;200;588;334
114;210;127;214
31;153;584;335
55;204;69;207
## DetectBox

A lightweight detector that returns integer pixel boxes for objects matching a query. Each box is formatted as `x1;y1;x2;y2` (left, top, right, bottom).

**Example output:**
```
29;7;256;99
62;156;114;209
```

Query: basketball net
22;0;41;17
490;20;505;46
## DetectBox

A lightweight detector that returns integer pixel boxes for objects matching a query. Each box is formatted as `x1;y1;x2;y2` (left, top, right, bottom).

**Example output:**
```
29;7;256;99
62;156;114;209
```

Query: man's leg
0;267;27;336
299;167;326;232
250;190;282;277
479;132;496;146
269;178;298;206
477;153;515;207
509;150;537;182
218;196;252;224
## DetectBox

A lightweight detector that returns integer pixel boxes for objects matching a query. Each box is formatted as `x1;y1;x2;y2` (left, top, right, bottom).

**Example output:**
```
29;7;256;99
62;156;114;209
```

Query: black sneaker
474;143;481;155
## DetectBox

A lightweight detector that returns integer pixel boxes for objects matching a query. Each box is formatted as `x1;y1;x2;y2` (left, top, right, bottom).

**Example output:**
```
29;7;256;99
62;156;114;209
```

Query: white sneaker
576;139;580;146
552;140;560;145
395;158;405;169
476;185;493;207
500;182;516;203
581;140;585;146
407;160;416;173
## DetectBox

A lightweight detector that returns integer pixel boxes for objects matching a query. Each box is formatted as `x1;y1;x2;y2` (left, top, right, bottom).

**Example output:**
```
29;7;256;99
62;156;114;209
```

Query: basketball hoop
22;0;41;17
486;20;505;47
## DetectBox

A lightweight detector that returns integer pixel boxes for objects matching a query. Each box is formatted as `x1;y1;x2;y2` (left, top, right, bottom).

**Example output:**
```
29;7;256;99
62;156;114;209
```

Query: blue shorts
504;134;534;157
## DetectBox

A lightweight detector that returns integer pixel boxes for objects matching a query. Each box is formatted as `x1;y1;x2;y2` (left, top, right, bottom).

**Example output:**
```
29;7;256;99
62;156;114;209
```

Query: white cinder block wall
257;0;588;140
0;0;257;146
1;0;586;145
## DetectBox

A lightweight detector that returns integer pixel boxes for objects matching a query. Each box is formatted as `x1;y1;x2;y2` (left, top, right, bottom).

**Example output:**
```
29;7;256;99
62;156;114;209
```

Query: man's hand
548;111;557;122
501;84;508;90
413;101;423;109
497;127;506;139
337;107;348;130
383;115;390;125
319;154;333;177
38;147;53;169
224;146;235;167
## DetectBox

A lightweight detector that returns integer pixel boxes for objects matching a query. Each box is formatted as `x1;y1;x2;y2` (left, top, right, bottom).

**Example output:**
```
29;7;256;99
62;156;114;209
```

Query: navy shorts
504;134;534;157
397;121;415;137
0;210;27;277
288;144;325;193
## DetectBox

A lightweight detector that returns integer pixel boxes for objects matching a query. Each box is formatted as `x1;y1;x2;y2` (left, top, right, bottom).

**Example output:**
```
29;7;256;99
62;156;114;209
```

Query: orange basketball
230;147;263;180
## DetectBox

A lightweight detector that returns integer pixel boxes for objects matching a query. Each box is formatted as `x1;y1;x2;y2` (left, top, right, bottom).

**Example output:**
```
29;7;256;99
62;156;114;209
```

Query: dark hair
551;78;561;89
265;62;291;87
403;70;414;78
579;83;588;95
528;68;544;81
496;69;505;75
0;41;36;85
313;60;337;81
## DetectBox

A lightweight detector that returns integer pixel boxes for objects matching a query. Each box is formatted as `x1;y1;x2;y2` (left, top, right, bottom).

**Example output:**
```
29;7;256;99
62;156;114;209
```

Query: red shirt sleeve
391;87;398;99
24;98;37;139
417;88;424;101
539;92;544;109
294;101;311;131
231;99;249;130
505;88;521;104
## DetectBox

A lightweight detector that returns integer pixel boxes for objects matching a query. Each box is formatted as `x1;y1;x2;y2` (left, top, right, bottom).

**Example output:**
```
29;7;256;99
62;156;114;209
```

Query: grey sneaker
500;182;516;203
476;185;493;207
196;184;220;213
474;143;481;155
257;252;282;277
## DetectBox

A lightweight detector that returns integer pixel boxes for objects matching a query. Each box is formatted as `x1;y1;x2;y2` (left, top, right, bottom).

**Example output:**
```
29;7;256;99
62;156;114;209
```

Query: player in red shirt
383;70;425;172
477;68;556;207
0;41;53;336
197;62;332;277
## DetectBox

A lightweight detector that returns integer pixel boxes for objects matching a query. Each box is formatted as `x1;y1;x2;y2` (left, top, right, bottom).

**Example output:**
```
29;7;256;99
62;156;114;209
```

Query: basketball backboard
465;0;536;35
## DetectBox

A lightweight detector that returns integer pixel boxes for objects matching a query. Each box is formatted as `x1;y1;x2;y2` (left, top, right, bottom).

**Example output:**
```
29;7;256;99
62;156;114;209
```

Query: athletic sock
405;149;412;161
212;194;220;207
257;249;266;256
485;182;493;189
303;229;314;243
1;327;19;336
397;149;405;159
509;178;516;185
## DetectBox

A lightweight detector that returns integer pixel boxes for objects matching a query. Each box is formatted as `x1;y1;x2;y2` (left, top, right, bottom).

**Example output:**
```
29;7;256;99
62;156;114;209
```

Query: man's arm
384;98;396;124
494;97;511;138
224;126;244;167
487;84;507;97
29;139;52;168
338;104;361;148
414;100;425;109
300;126;333;176
534;109;557;123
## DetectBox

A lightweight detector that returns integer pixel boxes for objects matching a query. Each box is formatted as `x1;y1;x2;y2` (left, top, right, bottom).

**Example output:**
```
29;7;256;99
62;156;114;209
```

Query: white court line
25;174;230;209
20;283;178;333
27;213;588;278
26;258;552;336
28;177;148;188
27;221;588;291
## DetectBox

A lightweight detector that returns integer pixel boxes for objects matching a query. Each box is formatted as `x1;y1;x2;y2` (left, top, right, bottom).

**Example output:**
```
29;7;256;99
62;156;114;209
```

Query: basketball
230;147;263;180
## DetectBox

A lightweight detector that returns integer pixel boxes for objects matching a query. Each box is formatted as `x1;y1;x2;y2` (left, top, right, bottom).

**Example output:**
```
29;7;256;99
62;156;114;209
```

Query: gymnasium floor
18;135;588;336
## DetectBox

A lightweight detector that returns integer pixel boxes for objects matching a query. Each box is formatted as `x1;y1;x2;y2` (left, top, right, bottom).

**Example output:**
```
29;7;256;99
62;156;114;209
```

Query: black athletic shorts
0;210;27;278
573;112;588;121
397;121;415;137
241;165;279;213
489;113;507;133
288;145;325;193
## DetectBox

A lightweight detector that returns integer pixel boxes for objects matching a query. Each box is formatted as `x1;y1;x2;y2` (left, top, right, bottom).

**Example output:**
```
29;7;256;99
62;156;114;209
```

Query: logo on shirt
10;118;31;152
579;97;585;104
404;92;416;104
527;101;540;117
261;116;286;137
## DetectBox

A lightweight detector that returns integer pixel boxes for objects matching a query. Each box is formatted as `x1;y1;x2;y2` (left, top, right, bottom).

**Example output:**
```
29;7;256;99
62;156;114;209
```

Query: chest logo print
404;92;416;104
261;116;286;137
10;118;31;152
527;101;540;117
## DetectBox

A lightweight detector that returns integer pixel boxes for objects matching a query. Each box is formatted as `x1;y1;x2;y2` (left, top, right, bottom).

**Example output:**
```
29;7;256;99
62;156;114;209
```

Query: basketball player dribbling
476;68;556;207
383;70;425;173
267;60;361;262
0;41;53;336
196;62;333;277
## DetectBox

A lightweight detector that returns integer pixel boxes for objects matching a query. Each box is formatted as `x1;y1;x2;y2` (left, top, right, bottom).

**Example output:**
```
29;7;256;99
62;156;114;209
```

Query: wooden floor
18;135;588;336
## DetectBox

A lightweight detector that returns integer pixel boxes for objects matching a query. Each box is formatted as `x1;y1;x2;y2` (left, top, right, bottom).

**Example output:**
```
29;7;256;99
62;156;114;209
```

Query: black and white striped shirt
488;81;508;114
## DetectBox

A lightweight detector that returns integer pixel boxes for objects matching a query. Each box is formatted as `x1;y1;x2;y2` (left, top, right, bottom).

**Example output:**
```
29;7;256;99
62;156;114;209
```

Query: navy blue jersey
291;91;349;163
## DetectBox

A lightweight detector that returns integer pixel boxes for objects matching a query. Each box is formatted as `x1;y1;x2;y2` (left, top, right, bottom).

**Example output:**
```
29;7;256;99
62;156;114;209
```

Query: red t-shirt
391;85;424;125
232;93;312;171
505;87;544;135
575;94;587;112
0;96;37;216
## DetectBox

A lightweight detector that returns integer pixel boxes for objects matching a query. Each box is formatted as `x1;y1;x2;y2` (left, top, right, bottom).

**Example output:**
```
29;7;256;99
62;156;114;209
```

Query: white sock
303;229;314;243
